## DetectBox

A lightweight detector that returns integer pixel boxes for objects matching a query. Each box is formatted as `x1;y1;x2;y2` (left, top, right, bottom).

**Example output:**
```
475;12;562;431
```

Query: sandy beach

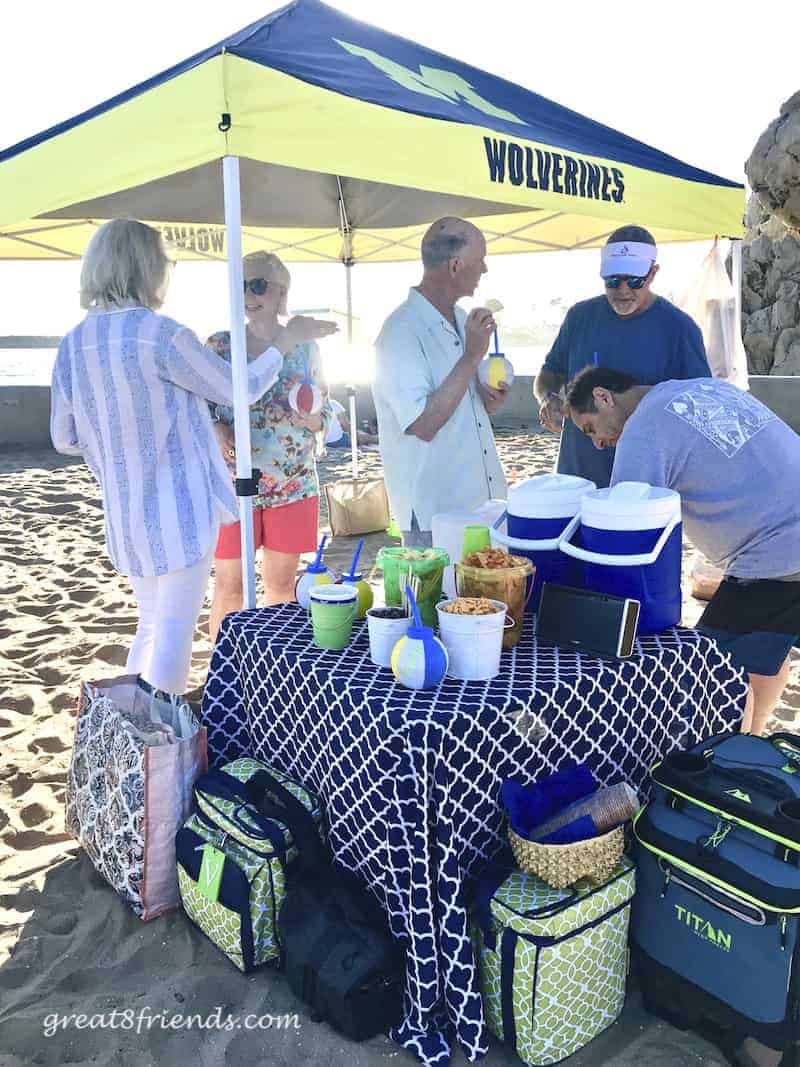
2;428;799;1067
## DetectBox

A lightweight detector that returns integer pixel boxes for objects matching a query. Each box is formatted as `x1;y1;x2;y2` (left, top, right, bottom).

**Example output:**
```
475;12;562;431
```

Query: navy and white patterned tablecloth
202;603;747;1066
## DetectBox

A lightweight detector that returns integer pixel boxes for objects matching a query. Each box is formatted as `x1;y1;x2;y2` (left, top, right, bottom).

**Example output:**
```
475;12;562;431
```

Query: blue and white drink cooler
490;474;596;610
559;482;682;634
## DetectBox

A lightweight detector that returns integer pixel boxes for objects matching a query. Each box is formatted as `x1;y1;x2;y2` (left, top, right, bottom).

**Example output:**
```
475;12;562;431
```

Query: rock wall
742;91;800;374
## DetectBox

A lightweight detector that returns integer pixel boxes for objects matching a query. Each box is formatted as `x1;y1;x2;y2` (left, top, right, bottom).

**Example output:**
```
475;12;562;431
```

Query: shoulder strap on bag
471;862;515;951
245;769;328;873
500;927;519;1049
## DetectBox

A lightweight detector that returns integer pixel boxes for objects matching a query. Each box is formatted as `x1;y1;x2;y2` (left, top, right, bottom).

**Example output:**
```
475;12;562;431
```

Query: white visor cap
600;241;657;278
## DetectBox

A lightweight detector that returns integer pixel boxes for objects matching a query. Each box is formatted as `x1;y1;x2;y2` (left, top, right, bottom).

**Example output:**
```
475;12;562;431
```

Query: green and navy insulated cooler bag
471;857;636;1065
176;757;323;972
632;731;800;1056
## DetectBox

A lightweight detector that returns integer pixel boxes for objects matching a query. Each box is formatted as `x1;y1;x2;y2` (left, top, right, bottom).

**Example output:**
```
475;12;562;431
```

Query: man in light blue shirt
373;218;508;546
535;226;710;488
565;366;800;736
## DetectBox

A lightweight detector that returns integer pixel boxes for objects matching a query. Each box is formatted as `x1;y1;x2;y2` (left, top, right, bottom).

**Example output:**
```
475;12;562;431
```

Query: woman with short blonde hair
207;249;334;641
51;219;335;693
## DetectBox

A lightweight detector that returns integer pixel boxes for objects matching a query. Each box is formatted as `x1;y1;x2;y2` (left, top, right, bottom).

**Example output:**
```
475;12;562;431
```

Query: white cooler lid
507;474;596;519
581;481;681;530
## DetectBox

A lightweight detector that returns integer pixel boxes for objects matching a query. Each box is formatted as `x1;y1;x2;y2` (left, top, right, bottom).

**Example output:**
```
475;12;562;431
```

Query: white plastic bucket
366;609;412;669
436;598;510;681
432;499;507;598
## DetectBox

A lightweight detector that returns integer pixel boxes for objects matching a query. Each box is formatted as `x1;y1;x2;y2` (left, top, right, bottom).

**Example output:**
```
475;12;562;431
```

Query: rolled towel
538;815;598;846
502;763;596;838
530;782;640;842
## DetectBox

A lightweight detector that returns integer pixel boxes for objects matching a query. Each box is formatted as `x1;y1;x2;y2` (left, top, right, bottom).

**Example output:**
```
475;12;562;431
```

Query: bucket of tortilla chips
455;548;534;649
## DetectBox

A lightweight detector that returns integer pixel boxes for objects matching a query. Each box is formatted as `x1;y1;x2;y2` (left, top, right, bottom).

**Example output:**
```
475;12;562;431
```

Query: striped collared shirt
50;306;282;577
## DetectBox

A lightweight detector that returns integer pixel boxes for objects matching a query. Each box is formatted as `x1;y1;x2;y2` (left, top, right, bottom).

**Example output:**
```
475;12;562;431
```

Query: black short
697;577;800;676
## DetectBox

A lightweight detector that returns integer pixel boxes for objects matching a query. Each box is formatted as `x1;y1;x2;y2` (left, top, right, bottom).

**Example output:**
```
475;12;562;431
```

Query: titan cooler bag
176;758;323;972
632;731;800;1057
471;857;636;1065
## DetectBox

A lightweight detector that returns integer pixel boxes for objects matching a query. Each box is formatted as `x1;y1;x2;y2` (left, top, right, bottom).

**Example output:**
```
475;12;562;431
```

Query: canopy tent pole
344;262;359;480
337;177;359;480
222;155;257;609
731;237;743;346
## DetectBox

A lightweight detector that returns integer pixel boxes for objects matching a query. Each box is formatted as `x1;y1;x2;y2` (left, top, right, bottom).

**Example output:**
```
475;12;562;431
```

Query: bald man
373;218;508;547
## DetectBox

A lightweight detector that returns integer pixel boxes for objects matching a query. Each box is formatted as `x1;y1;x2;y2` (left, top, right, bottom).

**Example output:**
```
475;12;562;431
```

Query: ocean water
0;349;58;386
0;344;549;387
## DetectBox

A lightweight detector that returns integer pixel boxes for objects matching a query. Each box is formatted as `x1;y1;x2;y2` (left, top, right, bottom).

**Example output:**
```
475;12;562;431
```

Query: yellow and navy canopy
0;0;744;262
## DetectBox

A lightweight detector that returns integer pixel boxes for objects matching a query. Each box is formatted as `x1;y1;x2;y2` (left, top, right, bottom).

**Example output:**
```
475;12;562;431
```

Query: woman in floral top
207;251;334;642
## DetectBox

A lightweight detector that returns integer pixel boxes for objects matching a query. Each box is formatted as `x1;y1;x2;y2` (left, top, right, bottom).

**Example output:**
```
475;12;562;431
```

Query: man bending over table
564;366;800;736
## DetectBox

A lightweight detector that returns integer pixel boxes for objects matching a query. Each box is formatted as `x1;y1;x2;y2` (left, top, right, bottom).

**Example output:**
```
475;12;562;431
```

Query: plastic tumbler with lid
340;537;373;620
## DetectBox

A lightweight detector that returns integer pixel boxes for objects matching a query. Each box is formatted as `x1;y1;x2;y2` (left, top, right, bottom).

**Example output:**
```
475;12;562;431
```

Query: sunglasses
604;272;650;290
243;277;269;295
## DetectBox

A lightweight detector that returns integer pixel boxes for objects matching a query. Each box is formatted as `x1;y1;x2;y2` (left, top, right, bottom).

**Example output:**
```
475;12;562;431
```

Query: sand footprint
19;802;50;828
68;589;96;605
6;828;71;850
28;735;69;755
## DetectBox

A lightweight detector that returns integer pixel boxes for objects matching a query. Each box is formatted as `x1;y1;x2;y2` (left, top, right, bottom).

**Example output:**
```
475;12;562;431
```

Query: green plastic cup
309;584;358;650
462;524;491;558
375;546;450;629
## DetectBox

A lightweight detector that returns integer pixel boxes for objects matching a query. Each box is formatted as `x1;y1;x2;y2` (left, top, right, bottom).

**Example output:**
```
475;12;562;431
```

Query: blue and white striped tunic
50;306;282;578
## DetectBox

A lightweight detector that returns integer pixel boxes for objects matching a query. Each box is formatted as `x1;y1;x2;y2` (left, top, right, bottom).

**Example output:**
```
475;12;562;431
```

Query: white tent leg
731;238;743;336
223;155;257;610
345;260;359;480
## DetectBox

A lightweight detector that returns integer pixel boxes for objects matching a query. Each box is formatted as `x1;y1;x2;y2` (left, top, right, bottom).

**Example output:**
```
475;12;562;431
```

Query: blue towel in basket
502;764;597;839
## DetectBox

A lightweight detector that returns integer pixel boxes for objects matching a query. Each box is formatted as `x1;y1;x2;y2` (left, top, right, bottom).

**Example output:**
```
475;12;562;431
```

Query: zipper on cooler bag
506;865;632;922
197;797;290;857
516;898;632;948
657;858;766;926
194;808;278;861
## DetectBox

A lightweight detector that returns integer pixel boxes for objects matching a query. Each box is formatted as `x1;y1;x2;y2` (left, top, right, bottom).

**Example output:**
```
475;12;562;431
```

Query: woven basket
508;824;625;889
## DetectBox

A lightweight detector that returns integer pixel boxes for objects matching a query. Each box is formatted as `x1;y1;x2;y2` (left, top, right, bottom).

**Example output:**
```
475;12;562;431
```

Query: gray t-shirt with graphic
610;379;800;580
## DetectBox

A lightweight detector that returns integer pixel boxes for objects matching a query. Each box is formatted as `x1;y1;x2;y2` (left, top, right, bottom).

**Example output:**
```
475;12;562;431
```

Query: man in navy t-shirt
534;225;710;488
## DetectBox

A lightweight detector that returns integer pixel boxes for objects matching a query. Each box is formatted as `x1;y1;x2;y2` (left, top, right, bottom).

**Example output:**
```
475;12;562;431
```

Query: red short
215;496;320;559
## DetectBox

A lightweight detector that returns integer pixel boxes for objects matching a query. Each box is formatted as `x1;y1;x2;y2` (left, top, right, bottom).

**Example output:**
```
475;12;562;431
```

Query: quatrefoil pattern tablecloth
202;604;747;1066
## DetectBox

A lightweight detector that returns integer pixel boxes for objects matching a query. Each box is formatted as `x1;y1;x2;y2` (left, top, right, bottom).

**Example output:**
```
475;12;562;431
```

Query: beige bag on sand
324;477;391;536
65;675;207;921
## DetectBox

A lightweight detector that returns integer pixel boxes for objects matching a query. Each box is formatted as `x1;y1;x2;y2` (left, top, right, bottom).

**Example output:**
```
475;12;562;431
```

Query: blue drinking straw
404;584;424;630
493;325;501;355
312;534;328;569
345;537;364;580
593;351;599;367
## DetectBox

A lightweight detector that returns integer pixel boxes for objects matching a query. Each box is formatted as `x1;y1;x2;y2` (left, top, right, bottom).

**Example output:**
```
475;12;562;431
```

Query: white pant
125;546;215;694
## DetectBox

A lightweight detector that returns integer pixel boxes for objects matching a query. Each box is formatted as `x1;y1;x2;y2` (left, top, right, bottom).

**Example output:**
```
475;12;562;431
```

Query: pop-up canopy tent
0;0;744;605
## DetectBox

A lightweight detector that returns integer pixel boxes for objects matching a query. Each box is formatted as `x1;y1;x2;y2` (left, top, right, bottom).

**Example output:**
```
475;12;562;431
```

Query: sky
1;0;798;379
